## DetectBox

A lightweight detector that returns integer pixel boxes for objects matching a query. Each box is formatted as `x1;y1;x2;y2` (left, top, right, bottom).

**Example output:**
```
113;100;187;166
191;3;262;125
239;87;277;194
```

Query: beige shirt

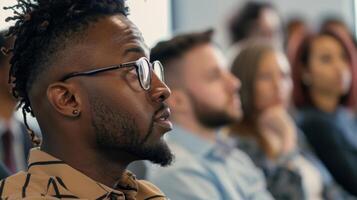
0;148;167;200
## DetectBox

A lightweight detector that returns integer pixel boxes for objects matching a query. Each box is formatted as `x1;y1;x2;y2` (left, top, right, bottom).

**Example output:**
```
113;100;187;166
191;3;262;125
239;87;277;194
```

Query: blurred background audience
227;1;284;63
291;28;357;196
230;41;354;199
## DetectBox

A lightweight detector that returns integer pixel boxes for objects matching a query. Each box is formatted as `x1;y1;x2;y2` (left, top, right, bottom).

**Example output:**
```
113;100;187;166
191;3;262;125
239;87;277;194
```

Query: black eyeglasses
60;57;165;91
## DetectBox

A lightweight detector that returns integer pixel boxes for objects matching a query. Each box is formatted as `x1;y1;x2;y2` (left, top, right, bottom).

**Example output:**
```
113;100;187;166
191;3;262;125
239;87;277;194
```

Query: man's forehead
112;16;148;50
85;14;149;57
185;44;226;71
51;15;149;78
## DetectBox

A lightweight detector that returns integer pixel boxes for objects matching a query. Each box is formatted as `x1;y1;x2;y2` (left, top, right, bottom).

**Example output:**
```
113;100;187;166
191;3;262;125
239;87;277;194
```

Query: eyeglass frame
59;57;165;91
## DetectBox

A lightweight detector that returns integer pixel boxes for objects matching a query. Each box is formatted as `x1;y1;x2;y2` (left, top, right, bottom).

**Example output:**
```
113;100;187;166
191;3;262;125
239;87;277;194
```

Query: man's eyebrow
123;46;147;56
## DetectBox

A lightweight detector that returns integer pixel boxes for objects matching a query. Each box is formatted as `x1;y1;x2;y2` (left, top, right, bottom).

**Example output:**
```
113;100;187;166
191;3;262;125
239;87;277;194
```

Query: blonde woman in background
229;41;354;200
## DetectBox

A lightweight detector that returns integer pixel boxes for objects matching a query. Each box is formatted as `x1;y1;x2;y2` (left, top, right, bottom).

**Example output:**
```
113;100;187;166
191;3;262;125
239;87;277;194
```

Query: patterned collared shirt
0;148;167;200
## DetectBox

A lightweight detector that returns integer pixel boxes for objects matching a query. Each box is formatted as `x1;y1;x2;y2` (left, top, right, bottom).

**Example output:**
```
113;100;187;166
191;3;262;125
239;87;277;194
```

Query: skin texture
254;51;292;112
254;51;296;159
305;35;352;113
28;14;173;187
168;44;242;141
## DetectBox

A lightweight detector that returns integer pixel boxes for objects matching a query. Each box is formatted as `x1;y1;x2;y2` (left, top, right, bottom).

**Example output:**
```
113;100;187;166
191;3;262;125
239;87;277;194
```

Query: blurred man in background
148;30;273;200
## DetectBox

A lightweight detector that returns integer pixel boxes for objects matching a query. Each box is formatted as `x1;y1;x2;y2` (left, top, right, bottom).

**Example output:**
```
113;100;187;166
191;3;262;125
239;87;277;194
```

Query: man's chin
229;110;243;122
137;141;174;167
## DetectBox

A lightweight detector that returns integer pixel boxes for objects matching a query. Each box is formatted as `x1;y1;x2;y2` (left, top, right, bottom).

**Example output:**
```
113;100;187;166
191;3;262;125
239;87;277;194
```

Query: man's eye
207;69;221;81
126;68;138;79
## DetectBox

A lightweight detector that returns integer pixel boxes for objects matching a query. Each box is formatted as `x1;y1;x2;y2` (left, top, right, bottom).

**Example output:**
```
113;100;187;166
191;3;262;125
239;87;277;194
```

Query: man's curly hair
3;0;128;146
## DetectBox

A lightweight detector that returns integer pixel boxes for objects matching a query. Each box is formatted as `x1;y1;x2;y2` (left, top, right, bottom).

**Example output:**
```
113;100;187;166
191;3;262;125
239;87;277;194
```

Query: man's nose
148;72;171;103
226;71;241;93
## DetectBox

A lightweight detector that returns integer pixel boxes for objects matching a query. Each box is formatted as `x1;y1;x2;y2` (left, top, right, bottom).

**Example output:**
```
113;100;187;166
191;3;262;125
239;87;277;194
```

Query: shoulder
137;179;163;194
162;143;208;172
1;171;29;194
148;143;215;185
297;108;329;123
0;171;53;199
136;180;168;200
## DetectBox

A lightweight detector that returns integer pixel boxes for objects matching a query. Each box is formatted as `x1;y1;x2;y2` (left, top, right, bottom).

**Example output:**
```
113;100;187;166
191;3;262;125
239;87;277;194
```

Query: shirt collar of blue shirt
167;124;237;160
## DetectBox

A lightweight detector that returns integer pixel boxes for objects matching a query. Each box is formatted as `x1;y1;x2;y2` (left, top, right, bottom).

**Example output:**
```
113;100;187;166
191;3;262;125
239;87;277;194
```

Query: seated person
291;28;357;196
0;1;173;199
230;41;355;199
148;30;273;200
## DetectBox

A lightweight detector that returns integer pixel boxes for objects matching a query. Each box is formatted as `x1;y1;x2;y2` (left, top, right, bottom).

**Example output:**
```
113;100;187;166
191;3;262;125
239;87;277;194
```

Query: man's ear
47;82;82;117
167;89;191;114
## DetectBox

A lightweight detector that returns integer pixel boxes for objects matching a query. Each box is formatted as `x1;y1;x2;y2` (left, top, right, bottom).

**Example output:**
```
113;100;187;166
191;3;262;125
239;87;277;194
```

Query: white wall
127;0;172;47
172;0;355;48
0;0;172;47
0;0;15;30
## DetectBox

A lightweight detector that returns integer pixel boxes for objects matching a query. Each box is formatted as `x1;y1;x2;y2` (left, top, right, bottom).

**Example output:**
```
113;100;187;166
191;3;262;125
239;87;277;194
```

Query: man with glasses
0;0;172;199
148;30;273;200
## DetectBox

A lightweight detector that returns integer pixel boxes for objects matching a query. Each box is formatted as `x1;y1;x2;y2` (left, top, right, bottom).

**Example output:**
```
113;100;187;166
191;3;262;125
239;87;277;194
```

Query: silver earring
72;110;80;116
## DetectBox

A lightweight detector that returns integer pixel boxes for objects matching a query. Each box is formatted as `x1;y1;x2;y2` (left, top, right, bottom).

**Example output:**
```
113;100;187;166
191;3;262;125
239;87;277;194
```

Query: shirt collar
166;125;214;157
27;148;139;199
167;124;236;158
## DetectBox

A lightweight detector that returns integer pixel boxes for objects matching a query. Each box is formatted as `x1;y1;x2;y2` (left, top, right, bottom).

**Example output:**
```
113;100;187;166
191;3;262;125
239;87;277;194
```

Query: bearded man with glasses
0;1;173;199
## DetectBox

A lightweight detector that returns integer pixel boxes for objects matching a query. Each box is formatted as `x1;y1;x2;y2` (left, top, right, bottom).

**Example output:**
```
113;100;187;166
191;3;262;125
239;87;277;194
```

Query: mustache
140;103;170;145
154;103;169;115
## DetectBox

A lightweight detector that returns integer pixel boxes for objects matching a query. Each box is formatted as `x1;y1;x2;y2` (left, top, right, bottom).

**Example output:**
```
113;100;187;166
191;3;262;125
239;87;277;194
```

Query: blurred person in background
148;30;274;200
0;30;32;175
321;17;357;48
291;28;357;196
286;18;308;63
227;1;283;62
0;162;9;180
229;41;355;200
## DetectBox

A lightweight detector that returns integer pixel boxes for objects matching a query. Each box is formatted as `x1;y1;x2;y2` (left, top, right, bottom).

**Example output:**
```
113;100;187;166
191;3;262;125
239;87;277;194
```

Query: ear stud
72;110;80;116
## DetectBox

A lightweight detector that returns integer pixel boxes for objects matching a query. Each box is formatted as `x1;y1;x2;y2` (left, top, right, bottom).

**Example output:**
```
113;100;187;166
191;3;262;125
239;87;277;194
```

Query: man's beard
188;92;238;128
89;96;173;167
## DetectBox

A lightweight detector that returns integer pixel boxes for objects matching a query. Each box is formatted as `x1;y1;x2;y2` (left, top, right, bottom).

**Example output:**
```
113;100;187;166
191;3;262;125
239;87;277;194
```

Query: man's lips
153;106;173;132
231;94;241;109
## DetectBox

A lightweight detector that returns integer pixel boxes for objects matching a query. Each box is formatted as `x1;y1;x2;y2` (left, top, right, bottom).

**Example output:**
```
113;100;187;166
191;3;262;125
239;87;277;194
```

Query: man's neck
41;138;131;188
310;91;339;113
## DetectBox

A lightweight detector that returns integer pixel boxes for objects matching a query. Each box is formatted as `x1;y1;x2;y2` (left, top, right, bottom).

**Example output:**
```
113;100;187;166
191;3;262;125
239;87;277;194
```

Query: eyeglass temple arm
60;65;123;81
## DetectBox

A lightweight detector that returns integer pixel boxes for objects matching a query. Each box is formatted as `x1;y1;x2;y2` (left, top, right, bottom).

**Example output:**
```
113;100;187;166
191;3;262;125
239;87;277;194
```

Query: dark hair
4;0;128;145
150;29;214;87
320;16;349;31
291;28;357;108
228;1;273;44
151;29;213;65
